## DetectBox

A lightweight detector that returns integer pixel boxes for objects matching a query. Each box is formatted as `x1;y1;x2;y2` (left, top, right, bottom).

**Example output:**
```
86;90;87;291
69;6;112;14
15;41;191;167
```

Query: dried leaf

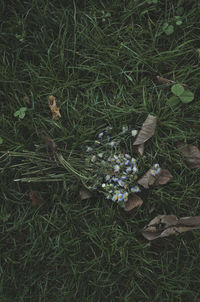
41;133;57;154
133;115;157;156
134;143;144;156
156;76;188;87
177;143;200;169
80;188;92;200
156;76;176;85
142;215;200;240
124;193;143;212
29;190;44;207
23;94;30;104
138;168;172;189
48;95;61;119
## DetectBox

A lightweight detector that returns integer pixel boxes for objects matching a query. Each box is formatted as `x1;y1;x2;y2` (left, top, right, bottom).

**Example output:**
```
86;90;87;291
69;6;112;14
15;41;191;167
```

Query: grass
1;0;200;301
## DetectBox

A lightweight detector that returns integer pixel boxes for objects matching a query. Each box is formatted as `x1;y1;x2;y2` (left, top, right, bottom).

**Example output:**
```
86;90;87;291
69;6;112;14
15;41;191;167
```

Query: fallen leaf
134;143;144;156
142;215;200;240
177;143;200;169
80;188;92;200
29;190;44;207
156;76;188;87
137;168;172;189
41;133;57;154
133;115;157;156
23;94;30;104
156;76;176;85
124;193;143;212
48;95;61;119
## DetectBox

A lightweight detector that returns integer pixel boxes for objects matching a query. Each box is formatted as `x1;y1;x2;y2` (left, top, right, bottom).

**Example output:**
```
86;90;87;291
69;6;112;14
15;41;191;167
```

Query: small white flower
91;155;96;162
131;186;140;193
86;147;93;152
132;166;138;173
126;167;132;173
98;153;103;158
102;183;106;188
124;154;131;159
98;132;104;139
131;130;138;137
114;165;120;172
105;175;111;181
95;140;101;145
122;125;128;133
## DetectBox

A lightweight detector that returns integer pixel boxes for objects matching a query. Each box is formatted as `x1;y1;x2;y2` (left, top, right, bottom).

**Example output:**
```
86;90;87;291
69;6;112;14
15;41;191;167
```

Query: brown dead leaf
48;95;61;119
133;115;157;156
177;143;200;169
134;143;144;156
41;133;57;154
137;168;172;189
80;188;92;200
156;76;176;85
142;215;200;240
156;76;188;87
23;94;30;104
124;193;143;212
29;190;44;207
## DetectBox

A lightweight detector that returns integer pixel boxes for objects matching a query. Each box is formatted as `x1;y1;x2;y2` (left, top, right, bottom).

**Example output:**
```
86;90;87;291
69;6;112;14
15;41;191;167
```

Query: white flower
86;147;93;152
98;132;104;139
131;130;138;137
114;165;120;172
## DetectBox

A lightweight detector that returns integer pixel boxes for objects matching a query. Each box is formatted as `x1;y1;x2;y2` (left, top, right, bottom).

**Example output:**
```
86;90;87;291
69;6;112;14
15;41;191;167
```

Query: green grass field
1;0;200;301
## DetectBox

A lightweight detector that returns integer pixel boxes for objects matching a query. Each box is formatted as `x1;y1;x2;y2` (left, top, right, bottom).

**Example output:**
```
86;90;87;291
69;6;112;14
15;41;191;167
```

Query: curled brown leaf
124;193;143;212
41;133;57;154
137;168;172;189
48;95;61;120
80;188;92;200
177;143;200;169
133;114;157;156
156;76;187;87
29;190;44;207
142;215;200;240
156;76;176;85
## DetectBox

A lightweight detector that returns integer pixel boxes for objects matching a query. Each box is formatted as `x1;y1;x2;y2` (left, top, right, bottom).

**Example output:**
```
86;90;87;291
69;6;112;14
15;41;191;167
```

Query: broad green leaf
14;110;20;117
19;112;25;119
20;107;27;112
171;84;184;96
167;96;180;106
176;20;182;26
0;137;3;144
162;22;168;30
165;25;174;35
179;91;194;103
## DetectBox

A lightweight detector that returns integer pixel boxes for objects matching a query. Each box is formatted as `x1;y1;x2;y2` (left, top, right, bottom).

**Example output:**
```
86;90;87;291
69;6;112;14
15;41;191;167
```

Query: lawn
1;0;200;301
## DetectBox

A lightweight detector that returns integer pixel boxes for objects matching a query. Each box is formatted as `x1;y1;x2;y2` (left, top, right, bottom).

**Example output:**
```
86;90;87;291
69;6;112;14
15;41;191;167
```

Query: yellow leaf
48;95;61;119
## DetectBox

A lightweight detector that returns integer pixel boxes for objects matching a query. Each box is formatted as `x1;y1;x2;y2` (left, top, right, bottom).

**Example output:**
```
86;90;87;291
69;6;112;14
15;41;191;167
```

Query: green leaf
165;25;174;35
162;22;168;30
19;112;25;119
176;20;182;26
0;137;3;144
171;84;184;96
14;110;20;117
179;91;194;103
20;107;27;112
167;96;180;106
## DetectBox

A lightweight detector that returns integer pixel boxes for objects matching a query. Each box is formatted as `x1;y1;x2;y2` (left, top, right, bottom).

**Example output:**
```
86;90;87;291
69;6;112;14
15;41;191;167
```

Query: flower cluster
150;163;161;176
85;127;141;207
